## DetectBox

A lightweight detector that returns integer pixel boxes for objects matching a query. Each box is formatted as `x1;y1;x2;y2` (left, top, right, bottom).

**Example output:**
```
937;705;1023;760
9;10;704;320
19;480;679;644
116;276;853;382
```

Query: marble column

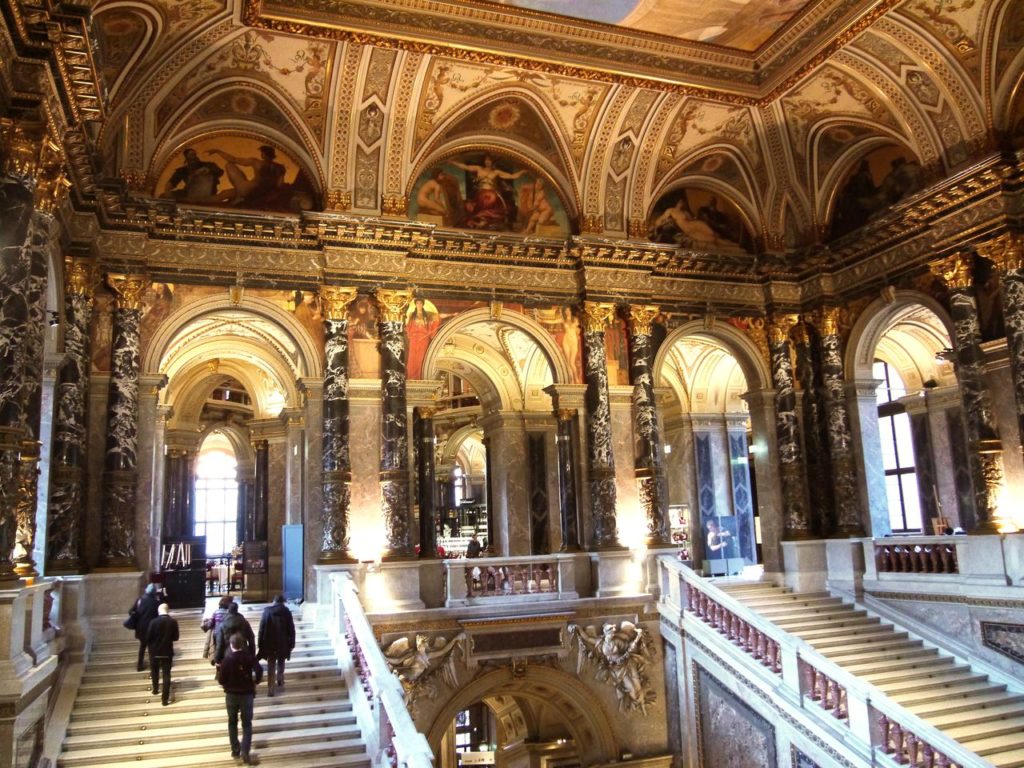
46;259;95;573
626;304;670;547
582;301;620;549
817;307;863;536
769;314;810;539
98;274;147;568
981;233;1024;458
376;288;413;559
162;449;192;539
319;286;357;562
555;408;581;551
930;253;1005;533
236;458;255;548
416;407;438;559
251;439;270;542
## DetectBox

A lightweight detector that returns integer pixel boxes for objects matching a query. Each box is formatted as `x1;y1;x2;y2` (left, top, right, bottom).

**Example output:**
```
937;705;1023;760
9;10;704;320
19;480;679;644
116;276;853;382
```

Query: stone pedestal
590;550;644;598
361;561;424;611
824;538;866;598
81;571;144;618
780;540;828;593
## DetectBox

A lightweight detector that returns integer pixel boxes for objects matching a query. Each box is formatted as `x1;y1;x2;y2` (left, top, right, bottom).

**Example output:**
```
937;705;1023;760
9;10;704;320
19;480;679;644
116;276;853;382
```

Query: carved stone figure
382;632;464;713
569;620;656;715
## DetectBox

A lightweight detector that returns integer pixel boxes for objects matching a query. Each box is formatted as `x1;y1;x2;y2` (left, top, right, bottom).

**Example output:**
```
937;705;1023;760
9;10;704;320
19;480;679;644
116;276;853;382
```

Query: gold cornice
929;252;972;290
107;274;147;311
768;314;798;345
627;304;660;336
977;233;1024;273
320;286;358;320
375;288;413;323
581;301;617;333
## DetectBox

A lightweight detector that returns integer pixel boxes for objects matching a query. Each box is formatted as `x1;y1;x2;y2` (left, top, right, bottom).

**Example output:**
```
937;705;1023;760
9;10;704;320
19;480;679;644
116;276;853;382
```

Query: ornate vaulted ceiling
2;0;1023;299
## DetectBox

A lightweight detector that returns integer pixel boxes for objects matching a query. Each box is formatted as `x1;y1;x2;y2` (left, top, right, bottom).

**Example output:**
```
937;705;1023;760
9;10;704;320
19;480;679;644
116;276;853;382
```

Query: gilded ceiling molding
977;232;1024;273
628;93;682;232
328;42;364;195
928;252;972;289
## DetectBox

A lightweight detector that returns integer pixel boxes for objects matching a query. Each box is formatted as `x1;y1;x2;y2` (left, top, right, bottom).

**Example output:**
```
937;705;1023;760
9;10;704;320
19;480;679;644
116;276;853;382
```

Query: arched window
194;434;239;556
874;360;922;532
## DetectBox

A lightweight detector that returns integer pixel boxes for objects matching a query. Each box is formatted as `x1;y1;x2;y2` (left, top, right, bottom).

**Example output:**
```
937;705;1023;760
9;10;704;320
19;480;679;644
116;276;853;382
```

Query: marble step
839;651;949;676
860;661;968;685
928;701;1024;730
66;697;355;736
57;730;368;768
785;617;883;638
876;669;988;696
821;638;925;663
716;582;782;595
889;680;1007;708
809;629;908;650
751;600;848;618
961;732;1024;760
978;747;1024;768
774;614;879;633
912;690;1024;719
732;592;836;608
78;661;341;695
945;714;1024;744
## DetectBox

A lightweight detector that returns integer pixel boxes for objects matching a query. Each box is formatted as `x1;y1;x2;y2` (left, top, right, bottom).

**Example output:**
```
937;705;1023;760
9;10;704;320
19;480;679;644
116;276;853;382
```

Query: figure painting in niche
536;306;583;384
647;188;752;251
408;152;570;237
291;290;325;349
829;146;923;239
347;295;380;379
155;136;319;213
406;298;441;380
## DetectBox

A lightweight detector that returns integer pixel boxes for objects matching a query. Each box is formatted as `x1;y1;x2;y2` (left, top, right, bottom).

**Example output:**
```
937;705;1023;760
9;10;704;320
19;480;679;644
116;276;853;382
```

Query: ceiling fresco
483;0;812;51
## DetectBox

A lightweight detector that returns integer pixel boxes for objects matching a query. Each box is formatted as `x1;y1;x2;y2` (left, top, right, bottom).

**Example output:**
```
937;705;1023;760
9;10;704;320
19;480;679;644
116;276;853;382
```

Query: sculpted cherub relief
569;621;657;716
382;633;465;713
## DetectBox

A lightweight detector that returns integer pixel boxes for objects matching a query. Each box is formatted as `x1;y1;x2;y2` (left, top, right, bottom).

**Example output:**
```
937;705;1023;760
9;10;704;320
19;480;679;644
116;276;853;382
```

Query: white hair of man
158;603;170;615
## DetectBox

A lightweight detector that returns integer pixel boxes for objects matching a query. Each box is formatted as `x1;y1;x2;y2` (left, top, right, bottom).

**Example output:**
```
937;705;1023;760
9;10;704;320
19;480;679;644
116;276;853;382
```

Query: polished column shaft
555;409;580;551
769;315;810;538
582;302;620;549
251;439;269;542
416;408;438;558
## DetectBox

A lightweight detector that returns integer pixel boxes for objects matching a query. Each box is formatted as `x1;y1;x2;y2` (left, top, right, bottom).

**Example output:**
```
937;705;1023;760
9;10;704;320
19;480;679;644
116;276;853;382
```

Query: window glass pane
900;474;922;531
874;361;890;405
885;475;904;531
879;417;898;469
892;413;915;469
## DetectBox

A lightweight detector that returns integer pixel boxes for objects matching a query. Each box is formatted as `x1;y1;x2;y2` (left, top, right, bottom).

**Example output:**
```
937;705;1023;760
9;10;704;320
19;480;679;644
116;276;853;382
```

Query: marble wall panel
491;423;529;555
984;360;1024;505
348;398;383;560
268;440;287;559
610;397;640;540
33;376;55;572
696;664;777;768
85;378;110;569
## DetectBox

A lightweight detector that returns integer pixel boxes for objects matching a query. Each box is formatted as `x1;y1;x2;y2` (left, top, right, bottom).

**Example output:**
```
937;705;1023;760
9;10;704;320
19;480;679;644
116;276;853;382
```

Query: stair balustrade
443;553;580;606
659;557;986;768
329;572;434;768
874;537;960;575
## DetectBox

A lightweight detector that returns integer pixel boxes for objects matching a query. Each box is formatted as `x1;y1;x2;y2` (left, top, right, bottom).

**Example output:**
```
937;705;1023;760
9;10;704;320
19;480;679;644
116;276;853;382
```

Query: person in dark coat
466;532;481;558
217;632;263;764
145;603;179;706
214;602;255;664
133;583;160;672
257;595;296;696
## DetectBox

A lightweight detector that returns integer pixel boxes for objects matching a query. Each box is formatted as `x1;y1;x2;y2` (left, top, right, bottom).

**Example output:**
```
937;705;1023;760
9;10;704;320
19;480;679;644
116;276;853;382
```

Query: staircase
56;604;372;768
719;582;1024;768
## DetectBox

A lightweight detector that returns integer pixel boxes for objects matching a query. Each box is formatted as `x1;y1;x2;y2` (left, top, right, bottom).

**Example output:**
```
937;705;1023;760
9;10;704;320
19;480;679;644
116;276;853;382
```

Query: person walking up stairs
54;602;372;767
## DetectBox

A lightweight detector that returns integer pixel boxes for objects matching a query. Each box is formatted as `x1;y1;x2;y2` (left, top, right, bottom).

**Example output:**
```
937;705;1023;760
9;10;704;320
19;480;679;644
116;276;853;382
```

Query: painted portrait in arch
154;136;319;213
829;145;923;239
347;296;380;379
536;306;583;384
409;152;571;237
647;188;753;251
407;298;442;380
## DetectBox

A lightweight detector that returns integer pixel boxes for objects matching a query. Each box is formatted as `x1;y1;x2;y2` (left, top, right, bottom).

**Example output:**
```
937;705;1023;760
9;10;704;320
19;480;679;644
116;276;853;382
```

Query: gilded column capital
320;286;358;320
375;288;413;324
107;274;147;311
818;306;841;337
929;252;972;290
977;232;1024;273
627;305;660;336
558;408;577;422
1;120;68;211
418;406;437;419
768;314;798;345
65;257;97;298
582;301;616;333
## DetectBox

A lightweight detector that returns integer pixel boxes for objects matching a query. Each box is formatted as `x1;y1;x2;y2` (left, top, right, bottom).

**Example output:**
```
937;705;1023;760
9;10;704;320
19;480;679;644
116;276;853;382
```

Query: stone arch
653;320;770;394
93;2;164;104
197;421;255;467
425;665;619;765
422;307;572;390
844;290;955;381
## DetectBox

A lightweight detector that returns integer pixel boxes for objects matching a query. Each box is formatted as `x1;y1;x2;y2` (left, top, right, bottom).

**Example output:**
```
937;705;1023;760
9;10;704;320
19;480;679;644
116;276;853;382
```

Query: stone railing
873;537;961;574
443;553;583;607
324;571;433;768
659;557;982;768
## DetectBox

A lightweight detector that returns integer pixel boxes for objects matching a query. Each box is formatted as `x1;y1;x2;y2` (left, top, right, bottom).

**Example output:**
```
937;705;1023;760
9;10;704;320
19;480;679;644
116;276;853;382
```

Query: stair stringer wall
660;605;873;768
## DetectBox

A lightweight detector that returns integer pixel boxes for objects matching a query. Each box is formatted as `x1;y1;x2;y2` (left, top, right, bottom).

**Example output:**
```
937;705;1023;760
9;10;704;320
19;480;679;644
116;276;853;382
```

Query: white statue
569;621;656;715
382;633;464;713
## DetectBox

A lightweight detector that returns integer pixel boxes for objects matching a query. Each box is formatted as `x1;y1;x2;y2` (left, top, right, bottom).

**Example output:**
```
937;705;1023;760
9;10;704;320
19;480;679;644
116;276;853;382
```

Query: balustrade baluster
906;733;919;766
878;714;893;753
891;723;905;763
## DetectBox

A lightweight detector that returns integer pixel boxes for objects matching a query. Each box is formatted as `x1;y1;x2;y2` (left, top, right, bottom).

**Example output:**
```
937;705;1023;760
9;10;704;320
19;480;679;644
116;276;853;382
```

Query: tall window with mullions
194;443;240;557
874;359;922;532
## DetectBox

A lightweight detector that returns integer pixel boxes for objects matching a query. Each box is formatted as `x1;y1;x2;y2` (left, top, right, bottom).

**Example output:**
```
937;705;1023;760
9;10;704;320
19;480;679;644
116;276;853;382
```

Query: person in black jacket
217;632;263;764
257;595;295;697
132;583;160;672
145;603;179;706
214;601;255;664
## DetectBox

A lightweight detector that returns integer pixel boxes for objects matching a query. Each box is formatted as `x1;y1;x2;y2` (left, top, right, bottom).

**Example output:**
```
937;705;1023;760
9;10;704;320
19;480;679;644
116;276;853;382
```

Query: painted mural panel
407;299;441;380
482;0;809;51
154;136;319;213
648;188;752;251
409;152;570;236
696;665;778;767
829;146;923;239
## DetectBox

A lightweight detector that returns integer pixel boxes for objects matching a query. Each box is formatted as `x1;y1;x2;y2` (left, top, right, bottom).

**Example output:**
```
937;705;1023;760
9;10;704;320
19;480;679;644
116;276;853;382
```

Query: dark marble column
236;465;254;548
376;288;413;559
251;439;269;542
483;437;495;555
582;301;620;549
162;449;191;539
319;286;357;562
817;307;863;536
555;408;581;551
626;304;670;546
930;253;1005;533
416;407;438;559
99;274;147;568
46;258;95;573
981;233;1024;461
769;314;811;539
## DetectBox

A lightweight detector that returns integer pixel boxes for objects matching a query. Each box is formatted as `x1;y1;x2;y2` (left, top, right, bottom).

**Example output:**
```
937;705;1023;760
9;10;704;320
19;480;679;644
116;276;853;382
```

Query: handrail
442;552;581;605
334;572;434;768
659;557;992;768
